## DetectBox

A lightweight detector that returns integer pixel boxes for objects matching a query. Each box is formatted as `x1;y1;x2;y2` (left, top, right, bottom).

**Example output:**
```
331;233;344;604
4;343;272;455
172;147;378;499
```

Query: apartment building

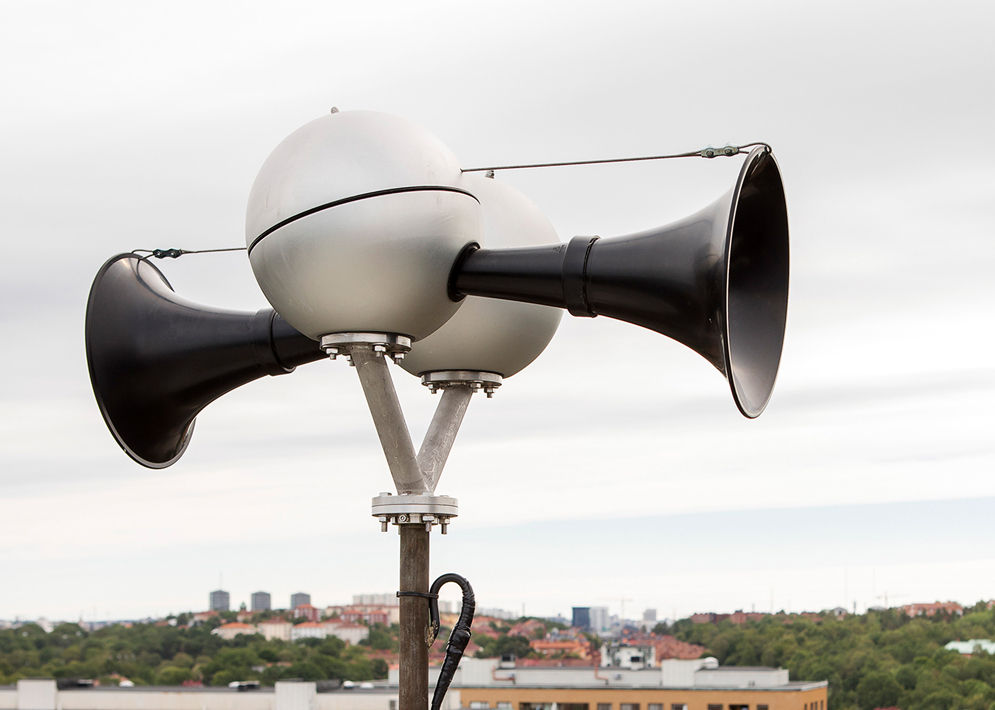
394;657;827;710
209;590;230;612
251;592;272;612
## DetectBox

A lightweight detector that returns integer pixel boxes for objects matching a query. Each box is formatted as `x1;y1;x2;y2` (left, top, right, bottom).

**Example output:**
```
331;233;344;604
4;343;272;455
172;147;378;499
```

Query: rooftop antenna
86;110;789;710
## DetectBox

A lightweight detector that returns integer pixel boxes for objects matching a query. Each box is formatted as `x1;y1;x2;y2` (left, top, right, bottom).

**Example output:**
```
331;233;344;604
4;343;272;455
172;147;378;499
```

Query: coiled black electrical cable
427;573;475;710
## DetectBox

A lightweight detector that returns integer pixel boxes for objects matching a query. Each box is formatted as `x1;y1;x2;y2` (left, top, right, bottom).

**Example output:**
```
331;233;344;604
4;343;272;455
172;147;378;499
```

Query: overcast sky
1;0;993;623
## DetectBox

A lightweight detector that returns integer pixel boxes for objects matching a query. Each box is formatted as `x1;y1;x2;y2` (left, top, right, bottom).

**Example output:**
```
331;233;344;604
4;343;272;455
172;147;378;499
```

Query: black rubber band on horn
562;236;599;317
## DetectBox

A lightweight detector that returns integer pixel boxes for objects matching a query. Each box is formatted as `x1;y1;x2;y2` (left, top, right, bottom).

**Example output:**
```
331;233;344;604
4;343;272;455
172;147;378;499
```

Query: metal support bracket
373;492;459;534
321;333;503;533
421;370;502;398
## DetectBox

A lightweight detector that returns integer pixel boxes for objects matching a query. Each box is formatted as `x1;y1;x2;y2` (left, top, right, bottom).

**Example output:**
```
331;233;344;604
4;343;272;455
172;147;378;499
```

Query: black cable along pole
427;574;475;710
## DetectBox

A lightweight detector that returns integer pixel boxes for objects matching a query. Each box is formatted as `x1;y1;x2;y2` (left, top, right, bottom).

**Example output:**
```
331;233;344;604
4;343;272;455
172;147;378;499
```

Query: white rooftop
945;639;995;655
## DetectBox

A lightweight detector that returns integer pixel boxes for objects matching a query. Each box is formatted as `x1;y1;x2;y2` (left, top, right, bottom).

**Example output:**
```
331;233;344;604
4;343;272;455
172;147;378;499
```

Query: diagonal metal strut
351;346;427;494
350;346;473;495
418;385;473;493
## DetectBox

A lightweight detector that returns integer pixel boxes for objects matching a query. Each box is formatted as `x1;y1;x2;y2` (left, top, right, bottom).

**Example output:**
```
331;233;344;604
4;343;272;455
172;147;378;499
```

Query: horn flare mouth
723;147;790;418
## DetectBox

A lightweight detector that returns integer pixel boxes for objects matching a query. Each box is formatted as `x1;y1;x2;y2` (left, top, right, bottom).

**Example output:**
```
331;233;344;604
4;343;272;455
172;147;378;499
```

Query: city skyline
4;590;988;630
6;500;993;624
4;498;995;621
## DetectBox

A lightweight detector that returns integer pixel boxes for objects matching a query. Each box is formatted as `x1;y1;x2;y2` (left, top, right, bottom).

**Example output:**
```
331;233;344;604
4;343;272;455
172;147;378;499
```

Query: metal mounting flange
421;370;503;397
372;492;458;533
320;333;412;364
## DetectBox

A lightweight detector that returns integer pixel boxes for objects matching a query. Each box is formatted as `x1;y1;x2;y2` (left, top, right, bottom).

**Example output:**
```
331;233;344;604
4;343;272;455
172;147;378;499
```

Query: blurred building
530;639;591;658
290;592;311;609
601;641;656;669
291;621;326;641
475;607;517;620
190;611;218;625
395;657;827;710
209;590;229;612
211;622;256;640
251;591;272;612
1;679;462;710
323;620;370;645
640;609;658;631
293;604;321;622
902;601;964;617
353;593;397;606
258;618;292;642
944;639;995;655
572;607;590;630
327;603;399;626
601;636;705;669
590;606;609;633
340;607;390;625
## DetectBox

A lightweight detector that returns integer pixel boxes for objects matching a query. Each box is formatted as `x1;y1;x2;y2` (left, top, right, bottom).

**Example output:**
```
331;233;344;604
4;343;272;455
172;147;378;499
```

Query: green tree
157;667;193;685
371;658;388;679
856;671;902;710
363;625;397;651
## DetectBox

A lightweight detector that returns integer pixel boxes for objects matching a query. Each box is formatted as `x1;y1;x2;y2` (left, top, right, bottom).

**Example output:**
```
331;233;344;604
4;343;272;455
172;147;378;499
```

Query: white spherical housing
400;174;563;378
245;111;481;340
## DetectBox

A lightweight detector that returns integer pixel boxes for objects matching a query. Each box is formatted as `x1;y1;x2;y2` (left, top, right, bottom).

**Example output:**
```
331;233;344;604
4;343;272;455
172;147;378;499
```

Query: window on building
729;705;749;710
672;704;688;710
758;705;769;710
621;704;639;710
598;704;613;710
389;702;397;710
821;702;825;710
562;705;589;710
470;703;489;709
497;704;513;710
708;704;723;710
520;705;553;710
649;704;663;710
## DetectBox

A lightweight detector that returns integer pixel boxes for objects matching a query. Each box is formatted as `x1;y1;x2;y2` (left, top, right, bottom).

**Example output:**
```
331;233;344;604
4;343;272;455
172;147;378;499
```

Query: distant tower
209;590;230;612
251;591;272;612
643;609;657;621
589;606;609;633
572;607;591;630
291;592;311;609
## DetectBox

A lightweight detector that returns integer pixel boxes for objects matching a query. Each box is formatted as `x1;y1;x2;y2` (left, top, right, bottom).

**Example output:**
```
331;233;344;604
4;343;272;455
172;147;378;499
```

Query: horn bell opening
85;254;195;468
85;253;325;469
723;148;790;418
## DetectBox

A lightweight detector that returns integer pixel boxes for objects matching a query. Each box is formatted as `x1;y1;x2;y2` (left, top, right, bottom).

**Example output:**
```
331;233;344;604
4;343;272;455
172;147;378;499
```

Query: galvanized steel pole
336;337;479;710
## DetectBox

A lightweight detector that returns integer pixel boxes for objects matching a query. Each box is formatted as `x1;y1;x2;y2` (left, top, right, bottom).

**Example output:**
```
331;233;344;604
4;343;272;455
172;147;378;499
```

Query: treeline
0;618;393;686
662;601;995;710
5;604;995;710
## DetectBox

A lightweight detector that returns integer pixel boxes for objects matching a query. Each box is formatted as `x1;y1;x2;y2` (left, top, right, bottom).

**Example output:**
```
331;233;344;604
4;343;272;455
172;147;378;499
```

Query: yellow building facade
458;684;828;710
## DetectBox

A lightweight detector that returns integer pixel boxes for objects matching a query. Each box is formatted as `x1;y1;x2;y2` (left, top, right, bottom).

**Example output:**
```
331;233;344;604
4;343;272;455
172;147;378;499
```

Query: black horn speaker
451;146;789;417
85;253;325;468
